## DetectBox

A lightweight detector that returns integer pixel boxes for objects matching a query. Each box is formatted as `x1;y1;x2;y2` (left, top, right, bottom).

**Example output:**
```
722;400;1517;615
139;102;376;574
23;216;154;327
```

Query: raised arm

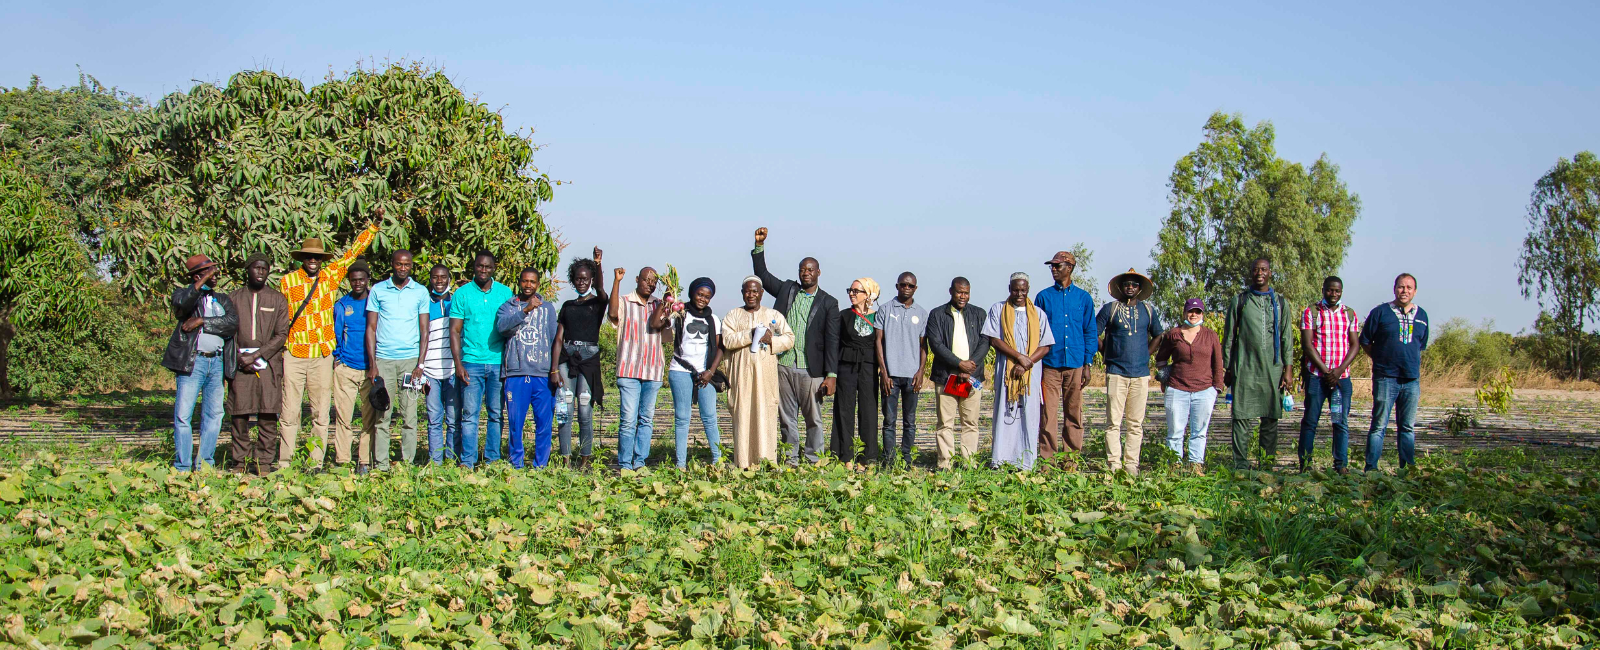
750;227;782;299
607;268;627;326
324;218;382;287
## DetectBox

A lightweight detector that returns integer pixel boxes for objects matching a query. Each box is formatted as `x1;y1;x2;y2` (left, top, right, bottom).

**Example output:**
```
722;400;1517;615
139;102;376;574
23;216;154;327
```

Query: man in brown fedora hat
161;254;238;472
1095;268;1163;476
1034;251;1098;464
276;213;381;471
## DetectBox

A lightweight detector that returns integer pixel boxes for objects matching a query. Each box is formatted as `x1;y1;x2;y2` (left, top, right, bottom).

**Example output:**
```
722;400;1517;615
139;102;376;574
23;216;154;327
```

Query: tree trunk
0;318;13;401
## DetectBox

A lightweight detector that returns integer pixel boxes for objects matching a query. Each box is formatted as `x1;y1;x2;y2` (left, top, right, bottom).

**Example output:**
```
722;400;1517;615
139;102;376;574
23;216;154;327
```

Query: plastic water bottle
1281;394;1295;412
1225;392;1233;405
555;386;571;426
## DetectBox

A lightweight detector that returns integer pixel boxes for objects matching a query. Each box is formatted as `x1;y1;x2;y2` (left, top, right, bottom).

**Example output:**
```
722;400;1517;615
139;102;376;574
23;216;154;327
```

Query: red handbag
943;375;973;398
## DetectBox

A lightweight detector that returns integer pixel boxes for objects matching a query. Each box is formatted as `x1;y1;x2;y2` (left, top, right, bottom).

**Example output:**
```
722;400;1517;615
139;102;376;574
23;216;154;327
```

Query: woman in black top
554;248;608;469
831;277;885;465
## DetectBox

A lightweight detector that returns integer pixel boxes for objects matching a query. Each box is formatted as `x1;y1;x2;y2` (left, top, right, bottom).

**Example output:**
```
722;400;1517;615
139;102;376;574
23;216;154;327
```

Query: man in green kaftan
1222;258;1296;470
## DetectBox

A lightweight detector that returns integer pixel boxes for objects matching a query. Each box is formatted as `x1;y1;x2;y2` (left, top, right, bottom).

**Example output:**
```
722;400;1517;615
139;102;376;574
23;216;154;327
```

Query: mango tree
96;63;558;301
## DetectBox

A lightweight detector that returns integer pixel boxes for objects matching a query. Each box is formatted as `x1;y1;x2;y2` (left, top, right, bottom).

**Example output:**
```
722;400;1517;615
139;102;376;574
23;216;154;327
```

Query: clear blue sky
6;1;1597;327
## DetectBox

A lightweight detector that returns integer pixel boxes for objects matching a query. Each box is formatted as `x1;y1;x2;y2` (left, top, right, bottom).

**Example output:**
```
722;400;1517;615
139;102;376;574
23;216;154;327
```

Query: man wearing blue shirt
1360;273;1429;472
1033;251;1098;462
324;262;372;473
364;250;431;470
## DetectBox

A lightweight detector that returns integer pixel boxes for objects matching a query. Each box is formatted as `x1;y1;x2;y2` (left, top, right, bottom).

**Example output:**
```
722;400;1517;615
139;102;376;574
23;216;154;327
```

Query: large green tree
1517;151;1600;380
0;72;142;249
1149;112;1361;317
97;63;558;301
0;155;104;398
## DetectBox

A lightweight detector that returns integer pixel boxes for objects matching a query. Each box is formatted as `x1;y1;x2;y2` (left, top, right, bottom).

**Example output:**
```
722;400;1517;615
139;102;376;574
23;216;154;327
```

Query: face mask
1180;319;1202;329
1323;298;1341;308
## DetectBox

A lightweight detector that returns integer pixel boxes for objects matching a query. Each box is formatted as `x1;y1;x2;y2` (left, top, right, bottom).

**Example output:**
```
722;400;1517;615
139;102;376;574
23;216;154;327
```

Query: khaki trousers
1105;374;1149;475
368;357;421;470
934;390;982;469
1039;366;1088;458
318;363;371;467
278;354;332;469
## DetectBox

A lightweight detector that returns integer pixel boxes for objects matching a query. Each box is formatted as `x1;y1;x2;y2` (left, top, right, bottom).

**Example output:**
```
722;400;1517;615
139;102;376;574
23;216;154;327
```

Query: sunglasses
847;288;869;295
896;282;916;289
1048;262;1075;269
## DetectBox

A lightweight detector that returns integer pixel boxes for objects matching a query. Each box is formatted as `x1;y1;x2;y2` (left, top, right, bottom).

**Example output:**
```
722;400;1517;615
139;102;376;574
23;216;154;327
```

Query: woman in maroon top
1155;298;1226;472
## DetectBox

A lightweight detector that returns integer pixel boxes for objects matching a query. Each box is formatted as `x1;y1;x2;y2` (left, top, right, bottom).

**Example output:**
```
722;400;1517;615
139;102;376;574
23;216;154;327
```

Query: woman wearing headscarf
722;276;796;468
830;278;885;465
982;272;1054;470
653;277;725;468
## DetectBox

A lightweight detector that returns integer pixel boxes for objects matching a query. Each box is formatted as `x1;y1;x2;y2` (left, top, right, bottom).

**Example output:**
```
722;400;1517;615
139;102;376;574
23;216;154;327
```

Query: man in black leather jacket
162;254;238;472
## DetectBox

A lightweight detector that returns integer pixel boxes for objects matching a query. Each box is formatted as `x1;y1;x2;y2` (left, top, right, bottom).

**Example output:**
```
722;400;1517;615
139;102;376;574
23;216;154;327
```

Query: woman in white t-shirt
653;277;724;468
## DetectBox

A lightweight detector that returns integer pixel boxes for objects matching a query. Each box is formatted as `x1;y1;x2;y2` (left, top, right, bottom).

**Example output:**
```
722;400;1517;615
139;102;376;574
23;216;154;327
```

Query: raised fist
592;246;603;262
614;267;627;282
754;227;768;245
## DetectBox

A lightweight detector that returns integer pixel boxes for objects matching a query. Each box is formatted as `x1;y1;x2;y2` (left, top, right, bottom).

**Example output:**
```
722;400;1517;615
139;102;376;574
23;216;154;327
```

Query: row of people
161;220;1428;474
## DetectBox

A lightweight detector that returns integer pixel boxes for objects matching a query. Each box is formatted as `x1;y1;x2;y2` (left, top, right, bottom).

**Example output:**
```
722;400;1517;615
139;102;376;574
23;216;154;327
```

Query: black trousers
230;414;279;475
831;361;880;463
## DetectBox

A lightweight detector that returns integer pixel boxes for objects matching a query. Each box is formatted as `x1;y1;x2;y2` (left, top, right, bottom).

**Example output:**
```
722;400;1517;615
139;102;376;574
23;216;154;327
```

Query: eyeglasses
847;288;868;295
896;283;916;289
1049;263;1075;269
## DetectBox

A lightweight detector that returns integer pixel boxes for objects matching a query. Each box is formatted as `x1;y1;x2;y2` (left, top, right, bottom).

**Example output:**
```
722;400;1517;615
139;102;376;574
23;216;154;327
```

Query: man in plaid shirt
275;213;381;470
1298;276;1360;473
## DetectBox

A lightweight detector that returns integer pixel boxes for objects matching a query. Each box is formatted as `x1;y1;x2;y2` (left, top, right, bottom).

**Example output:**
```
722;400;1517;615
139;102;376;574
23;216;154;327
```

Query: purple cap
1184;298;1205;312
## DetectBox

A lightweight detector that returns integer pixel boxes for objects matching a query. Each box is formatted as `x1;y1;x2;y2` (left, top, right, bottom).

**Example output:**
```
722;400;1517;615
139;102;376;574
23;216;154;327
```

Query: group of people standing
161;215;1429;475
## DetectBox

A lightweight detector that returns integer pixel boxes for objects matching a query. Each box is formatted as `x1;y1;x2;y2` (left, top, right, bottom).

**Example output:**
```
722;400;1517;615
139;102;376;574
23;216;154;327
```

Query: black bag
368;375;391;414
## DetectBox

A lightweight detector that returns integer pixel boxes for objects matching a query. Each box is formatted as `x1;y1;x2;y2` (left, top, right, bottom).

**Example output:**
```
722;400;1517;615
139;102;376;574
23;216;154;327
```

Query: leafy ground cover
0;449;1596;649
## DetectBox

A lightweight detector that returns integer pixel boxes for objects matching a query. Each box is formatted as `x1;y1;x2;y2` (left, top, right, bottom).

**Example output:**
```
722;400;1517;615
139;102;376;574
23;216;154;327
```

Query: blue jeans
1163;386;1216;465
669;370;722;468
173;354;225;472
425;375;462;464
1365;376;1420;471
459;363;503;468
1300;375;1353;469
505;375;554;468
881;375;919;463
616;377;662;470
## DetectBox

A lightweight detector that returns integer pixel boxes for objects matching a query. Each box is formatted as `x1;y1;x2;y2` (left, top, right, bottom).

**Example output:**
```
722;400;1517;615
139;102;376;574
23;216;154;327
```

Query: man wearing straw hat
1095;268;1163;476
161;253;238;472
276;214;381;471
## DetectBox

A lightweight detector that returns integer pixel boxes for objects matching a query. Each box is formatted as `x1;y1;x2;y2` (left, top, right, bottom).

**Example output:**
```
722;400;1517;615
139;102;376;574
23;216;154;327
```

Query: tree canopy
1148;112;1361;317
0;154;107;397
0;72;142;248
97;63;558;301
1517;151;1600;380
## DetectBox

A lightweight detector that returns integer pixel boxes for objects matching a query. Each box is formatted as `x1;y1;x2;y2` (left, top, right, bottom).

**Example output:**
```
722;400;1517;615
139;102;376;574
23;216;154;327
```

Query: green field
0;449;1595;650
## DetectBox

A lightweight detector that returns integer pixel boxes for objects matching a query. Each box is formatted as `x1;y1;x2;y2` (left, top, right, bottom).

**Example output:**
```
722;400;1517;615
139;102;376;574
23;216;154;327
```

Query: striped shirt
777;290;815;369
1301;301;1358;378
279;225;378;358
422;292;454;380
610;292;665;381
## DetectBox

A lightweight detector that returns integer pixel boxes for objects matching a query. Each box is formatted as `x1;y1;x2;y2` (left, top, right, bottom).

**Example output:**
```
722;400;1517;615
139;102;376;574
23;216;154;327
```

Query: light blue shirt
366;277;430;361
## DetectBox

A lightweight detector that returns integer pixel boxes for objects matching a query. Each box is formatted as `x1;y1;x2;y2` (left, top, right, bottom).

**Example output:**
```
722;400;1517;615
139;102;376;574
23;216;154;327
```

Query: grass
0;445;1595;650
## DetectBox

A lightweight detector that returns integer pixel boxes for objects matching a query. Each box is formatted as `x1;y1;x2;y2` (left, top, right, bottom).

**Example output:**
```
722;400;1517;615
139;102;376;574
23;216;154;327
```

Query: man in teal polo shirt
364;249;431;470
449;251;515;468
